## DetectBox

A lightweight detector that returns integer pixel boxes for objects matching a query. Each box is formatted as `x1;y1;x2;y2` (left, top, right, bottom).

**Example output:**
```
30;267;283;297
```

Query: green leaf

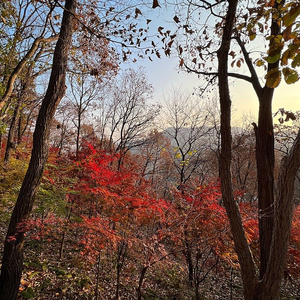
21;287;35;299
282;67;299;84
267;53;281;63
267;41;284;63
265;68;281;88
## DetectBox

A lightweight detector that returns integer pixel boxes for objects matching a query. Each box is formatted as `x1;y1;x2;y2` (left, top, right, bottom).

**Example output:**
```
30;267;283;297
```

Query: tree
161;88;214;190
0;1;76;298
0;0;58;114
157;0;300;298
0;1;161;297
105;68;160;167
66;71;106;157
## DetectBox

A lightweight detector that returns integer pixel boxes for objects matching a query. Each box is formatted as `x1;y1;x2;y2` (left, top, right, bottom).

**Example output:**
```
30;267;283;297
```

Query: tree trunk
255;3;280;276
217;1;258;299
183;232;194;287
256;88;275;279
4;98;21;163
137;266;148;300
258;130;300;299
0;1;76;299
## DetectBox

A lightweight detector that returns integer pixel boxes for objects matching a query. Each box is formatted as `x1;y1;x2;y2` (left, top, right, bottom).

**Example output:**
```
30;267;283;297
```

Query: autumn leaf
283;25;293;41
265;68;281;88
173;15;180;23
267;41;284;63
158;26;164;35
135;8;142;18
256;59;264;67
152;0;160;9
291;52;300;68
178;45;183;55
281;49;290;66
282;67;299;84
282;2;300;27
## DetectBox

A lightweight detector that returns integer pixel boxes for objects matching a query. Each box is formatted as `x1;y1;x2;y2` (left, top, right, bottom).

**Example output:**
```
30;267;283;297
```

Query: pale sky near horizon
130;51;300;126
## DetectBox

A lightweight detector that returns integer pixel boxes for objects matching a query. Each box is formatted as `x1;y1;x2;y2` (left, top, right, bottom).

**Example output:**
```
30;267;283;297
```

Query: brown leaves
282;2;300;27
173;15;180;23
152;0;160;9
275;108;297;124
135;8;142;18
158;26;164;35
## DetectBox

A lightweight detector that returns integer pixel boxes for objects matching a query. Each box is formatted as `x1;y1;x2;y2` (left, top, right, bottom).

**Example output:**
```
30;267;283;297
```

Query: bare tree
66;71;104;157
105;68;160;167
161;88;214;190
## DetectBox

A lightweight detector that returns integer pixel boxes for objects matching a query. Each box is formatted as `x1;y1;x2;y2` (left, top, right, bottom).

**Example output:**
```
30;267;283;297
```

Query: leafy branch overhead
156;0;300;88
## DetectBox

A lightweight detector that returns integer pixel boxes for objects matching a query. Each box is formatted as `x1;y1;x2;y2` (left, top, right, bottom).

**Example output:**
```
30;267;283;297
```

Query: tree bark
256;87;275;279
259;130;300;299
0;1;76;299
0;35;57;114
4;98;21;163
217;1;258;299
255;2;280;276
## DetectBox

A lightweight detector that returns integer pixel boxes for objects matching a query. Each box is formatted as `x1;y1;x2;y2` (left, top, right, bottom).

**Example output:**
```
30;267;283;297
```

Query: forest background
1;0;300;299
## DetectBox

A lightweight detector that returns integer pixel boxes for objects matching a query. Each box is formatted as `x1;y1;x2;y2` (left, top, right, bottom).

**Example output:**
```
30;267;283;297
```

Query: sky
124;2;300;126
137;43;300;126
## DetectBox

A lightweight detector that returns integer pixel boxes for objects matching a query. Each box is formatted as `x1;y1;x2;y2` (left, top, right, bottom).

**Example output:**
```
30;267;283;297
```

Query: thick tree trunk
255;3;280;277
256;88;275;278
258;130;300;299
0;1;76;299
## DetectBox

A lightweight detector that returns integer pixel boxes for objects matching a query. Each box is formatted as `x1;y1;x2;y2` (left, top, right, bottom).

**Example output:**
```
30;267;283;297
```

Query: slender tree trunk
137;266;148;300
76;109;81;158
183;232;194;287
4;98;21;163
95;252;101;300
217;1;258;299
0;1;76;299
0;35;57;113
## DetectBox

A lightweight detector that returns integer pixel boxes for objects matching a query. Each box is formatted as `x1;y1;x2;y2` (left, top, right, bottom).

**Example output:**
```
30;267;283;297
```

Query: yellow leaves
256;59;265;67
175;152;181;159
267;35;284;63
265;68;281;88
